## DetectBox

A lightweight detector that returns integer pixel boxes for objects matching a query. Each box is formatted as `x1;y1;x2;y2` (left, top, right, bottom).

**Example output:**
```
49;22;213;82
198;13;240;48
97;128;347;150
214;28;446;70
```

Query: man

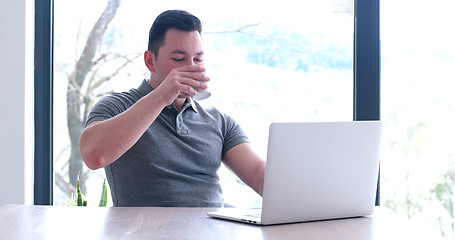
79;10;265;207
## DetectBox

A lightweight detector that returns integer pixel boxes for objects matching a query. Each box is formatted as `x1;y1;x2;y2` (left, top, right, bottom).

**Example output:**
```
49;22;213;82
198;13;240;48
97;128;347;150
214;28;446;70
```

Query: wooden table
0;204;440;240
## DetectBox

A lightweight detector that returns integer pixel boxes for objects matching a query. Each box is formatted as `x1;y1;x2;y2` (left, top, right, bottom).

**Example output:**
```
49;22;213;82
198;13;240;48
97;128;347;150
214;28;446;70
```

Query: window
38;0;379;208
380;0;455;238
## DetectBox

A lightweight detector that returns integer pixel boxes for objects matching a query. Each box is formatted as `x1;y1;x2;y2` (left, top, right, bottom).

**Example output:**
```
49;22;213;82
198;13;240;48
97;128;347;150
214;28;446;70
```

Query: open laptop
207;121;382;225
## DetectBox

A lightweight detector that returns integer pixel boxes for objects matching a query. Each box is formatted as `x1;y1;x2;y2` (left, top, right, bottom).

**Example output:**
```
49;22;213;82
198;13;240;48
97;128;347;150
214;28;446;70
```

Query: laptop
207;121;382;225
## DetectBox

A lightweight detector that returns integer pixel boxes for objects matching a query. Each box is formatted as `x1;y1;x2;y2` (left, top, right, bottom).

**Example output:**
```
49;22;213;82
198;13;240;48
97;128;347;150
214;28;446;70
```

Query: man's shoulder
196;104;231;120
99;80;150;105
98;88;143;106
87;87;143;122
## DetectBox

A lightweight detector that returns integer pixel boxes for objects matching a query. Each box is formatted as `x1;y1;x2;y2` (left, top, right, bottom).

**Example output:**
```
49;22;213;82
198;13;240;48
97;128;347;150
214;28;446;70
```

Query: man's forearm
79;91;167;169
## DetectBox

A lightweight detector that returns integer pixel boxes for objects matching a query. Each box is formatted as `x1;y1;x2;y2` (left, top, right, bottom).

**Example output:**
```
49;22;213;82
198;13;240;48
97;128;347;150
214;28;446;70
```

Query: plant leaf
98;179;108;207
76;174;84;206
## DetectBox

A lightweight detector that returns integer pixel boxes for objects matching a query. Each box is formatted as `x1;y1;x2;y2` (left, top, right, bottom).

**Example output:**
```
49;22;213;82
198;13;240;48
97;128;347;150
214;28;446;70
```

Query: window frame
34;0;53;205
34;0;381;205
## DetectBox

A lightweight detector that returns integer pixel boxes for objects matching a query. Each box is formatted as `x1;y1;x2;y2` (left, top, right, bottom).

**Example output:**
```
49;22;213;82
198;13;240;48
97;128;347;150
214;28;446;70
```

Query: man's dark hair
148;10;202;57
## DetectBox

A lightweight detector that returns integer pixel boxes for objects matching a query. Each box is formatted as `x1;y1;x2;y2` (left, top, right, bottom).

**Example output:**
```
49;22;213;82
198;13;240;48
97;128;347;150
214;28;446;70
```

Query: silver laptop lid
261;121;382;225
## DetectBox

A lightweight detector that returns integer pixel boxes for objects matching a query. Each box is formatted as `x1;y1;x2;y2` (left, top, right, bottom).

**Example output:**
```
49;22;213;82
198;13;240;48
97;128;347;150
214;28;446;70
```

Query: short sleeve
85;93;136;127
221;114;249;156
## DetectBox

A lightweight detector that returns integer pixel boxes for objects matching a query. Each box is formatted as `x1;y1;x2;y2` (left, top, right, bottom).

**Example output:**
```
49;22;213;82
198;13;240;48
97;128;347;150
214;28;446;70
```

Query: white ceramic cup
192;71;211;101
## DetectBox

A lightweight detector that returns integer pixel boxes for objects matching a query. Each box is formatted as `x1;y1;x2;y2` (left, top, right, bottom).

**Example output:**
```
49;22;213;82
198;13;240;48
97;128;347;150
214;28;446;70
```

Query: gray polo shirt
86;80;249;207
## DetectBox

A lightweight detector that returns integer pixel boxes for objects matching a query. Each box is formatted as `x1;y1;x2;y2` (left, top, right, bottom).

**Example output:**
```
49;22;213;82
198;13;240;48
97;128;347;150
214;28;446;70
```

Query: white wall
0;0;34;205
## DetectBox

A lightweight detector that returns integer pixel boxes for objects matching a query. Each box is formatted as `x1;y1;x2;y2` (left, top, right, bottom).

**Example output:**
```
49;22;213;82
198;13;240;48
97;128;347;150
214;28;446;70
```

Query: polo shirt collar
187;97;199;113
138;79;153;97
139;79;198;113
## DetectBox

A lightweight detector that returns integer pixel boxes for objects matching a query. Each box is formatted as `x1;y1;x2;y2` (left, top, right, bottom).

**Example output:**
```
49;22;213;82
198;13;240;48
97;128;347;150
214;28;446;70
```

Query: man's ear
144;50;156;72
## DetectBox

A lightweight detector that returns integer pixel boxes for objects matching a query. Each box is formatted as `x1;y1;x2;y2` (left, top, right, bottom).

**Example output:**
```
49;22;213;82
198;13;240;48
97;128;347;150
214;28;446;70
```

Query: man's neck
174;98;186;113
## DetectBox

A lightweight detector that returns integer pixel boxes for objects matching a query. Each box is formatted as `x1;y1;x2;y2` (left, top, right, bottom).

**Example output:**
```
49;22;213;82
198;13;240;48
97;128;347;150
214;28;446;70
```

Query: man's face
151;28;204;84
